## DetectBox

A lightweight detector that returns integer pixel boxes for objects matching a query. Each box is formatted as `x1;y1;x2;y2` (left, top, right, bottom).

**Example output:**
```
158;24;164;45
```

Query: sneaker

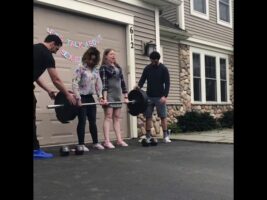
150;137;158;146
145;137;152;144
141;137;151;147
93;143;105;150
103;141;115;149
34;149;53;159
80;145;90;152
116;140;128;147
163;136;172;143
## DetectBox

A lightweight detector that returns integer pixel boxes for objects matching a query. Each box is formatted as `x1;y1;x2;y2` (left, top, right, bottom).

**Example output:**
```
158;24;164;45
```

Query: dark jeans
33;91;40;150
77;95;98;144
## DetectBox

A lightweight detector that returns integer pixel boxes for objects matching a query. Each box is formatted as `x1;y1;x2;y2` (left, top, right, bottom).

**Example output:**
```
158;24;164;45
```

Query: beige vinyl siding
161;6;177;24
184;0;233;46
82;0;156;86
161;39;181;103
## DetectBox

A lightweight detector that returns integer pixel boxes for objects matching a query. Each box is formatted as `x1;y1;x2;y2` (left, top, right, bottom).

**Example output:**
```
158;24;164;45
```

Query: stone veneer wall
137;44;234;137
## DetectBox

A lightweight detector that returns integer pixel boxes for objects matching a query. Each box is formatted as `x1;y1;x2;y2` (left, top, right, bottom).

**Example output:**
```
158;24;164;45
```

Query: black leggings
77;95;98;144
33;91;40;150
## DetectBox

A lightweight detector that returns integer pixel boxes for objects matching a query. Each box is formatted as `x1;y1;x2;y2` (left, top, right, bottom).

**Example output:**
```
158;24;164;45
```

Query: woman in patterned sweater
72;47;105;151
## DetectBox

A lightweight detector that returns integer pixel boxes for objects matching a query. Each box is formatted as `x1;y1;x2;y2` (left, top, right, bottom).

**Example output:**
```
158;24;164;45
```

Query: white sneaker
93;143;105;150
81;145;90;151
163;136;172;143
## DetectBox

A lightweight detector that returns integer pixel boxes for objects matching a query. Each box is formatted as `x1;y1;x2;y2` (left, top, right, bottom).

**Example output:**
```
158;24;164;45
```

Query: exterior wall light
143;41;156;57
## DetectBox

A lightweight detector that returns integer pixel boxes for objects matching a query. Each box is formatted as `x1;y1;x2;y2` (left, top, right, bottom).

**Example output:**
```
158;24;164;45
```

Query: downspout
177;0;185;30
155;7;160;52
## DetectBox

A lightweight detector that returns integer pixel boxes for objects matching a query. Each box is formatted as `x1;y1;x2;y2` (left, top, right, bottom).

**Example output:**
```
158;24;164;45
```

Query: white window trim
216;0;233;28
184;37;233;53
190;0;209;20
190;47;230;104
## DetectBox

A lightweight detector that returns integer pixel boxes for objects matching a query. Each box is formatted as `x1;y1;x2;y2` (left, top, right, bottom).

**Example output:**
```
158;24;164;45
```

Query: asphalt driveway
34;139;233;200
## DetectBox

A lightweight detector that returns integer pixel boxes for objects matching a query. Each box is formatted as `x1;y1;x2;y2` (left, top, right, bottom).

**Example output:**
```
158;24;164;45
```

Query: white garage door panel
34;5;128;146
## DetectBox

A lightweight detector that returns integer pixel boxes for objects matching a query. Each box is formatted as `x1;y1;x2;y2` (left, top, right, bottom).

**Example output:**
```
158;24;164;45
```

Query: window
219;0;229;22
190;0;209;20
205;56;217;101
194;0;206;13
191;48;229;103
220;58;227;102
217;0;232;28
193;53;202;101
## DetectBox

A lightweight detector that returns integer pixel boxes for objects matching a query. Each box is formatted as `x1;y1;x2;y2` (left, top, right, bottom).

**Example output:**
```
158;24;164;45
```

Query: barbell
47;100;136;109
47;89;149;123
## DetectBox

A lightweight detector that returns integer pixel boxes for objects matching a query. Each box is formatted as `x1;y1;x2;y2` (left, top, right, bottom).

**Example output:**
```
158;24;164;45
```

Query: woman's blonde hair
101;48;119;67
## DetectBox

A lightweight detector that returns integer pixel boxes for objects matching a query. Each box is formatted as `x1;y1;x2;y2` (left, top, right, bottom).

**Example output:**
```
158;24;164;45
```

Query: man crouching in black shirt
33;34;76;159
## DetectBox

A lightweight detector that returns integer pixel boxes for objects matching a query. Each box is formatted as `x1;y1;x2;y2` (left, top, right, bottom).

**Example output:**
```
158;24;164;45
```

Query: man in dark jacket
136;51;171;143
33;34;76;159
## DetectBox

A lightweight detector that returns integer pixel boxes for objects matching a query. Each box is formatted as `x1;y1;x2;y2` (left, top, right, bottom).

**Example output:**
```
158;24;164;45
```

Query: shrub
167;122;182;134
176;111;218;132
218;110;233;128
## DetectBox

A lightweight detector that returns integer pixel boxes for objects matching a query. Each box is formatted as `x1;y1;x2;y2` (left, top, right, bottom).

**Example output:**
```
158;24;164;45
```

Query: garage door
34;5;128;146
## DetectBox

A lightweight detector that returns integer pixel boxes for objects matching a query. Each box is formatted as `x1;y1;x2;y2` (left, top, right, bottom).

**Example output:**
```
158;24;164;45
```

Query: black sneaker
150;137;158;146
141;137;151;147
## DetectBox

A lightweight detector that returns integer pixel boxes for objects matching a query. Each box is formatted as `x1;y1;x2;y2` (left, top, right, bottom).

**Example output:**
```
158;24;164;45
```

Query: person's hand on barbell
160;96;167;104
134;85;140;90
124;97;129;104
102;98;108;106
76;99;82;107
48;90;56;100
99;97;105;106
66;92;76;105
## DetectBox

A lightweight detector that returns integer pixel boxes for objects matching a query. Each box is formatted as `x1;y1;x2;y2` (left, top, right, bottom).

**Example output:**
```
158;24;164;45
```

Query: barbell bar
47;100;136;109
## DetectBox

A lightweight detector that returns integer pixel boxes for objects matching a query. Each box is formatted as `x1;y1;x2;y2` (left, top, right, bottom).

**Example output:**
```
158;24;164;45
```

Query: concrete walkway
170;128;233;144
